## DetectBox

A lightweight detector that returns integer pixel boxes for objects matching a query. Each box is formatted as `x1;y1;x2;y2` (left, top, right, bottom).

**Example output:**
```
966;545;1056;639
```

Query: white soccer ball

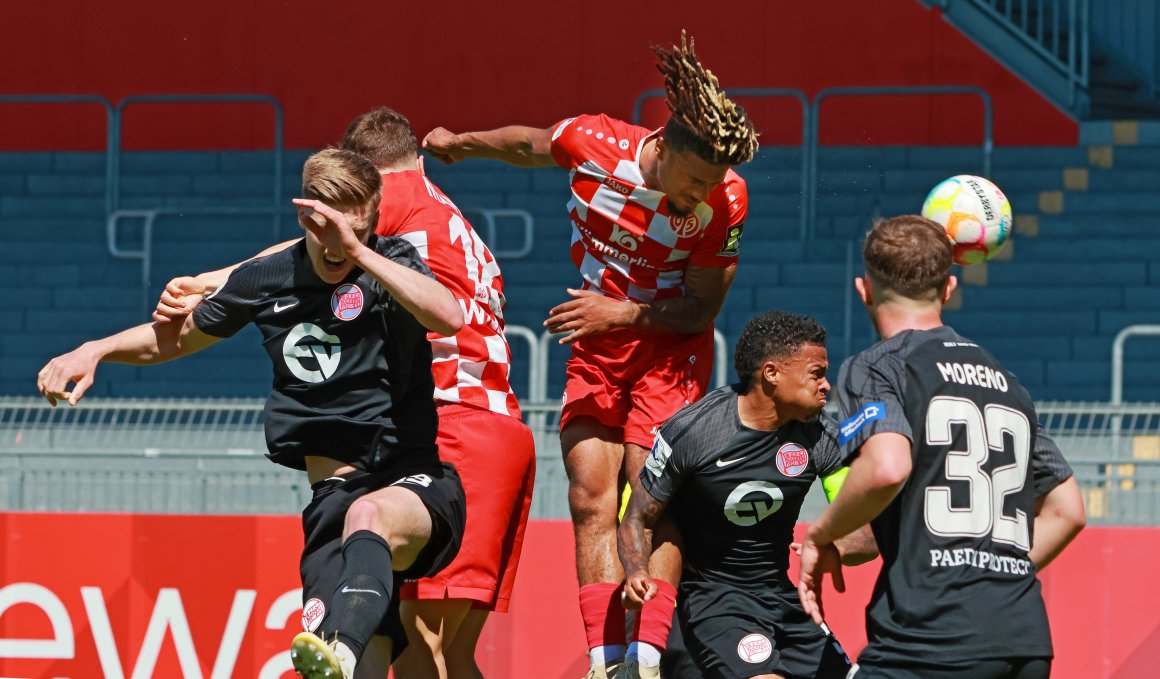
921;175;1013;265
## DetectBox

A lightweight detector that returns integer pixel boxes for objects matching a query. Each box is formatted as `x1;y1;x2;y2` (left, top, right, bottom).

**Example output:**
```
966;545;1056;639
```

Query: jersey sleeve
1030;427;1074;497
689;173;747;268
192;260;261;338
639;423;690;506
375;235;436;280
549;113;621;170
835;352;913;465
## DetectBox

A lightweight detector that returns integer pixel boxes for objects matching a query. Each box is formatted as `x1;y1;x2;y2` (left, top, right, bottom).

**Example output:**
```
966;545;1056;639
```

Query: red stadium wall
0;0;1075;152
0;514;1152;678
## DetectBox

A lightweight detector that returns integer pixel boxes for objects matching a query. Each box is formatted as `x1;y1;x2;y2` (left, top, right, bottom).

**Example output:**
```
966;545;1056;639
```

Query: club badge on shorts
776;442;809;477
302;598;325;632
737;633;773;663
331;284;364;321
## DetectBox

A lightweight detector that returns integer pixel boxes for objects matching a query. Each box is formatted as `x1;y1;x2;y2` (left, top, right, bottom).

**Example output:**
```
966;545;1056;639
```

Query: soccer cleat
290;631;349;679
620;656;660;679
584;660;621;679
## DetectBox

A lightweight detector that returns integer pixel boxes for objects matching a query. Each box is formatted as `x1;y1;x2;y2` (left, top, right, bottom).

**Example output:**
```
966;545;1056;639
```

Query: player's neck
737;388;789;431
874;302;944;340
639;138;660;189
378;159;419;175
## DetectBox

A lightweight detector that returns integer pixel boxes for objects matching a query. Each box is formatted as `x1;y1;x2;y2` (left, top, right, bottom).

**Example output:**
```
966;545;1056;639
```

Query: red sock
631;579;677;648
578;583;627;649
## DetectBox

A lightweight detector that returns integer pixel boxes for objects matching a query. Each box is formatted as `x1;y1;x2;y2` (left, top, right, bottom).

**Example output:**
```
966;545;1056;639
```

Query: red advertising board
0;514;1155;678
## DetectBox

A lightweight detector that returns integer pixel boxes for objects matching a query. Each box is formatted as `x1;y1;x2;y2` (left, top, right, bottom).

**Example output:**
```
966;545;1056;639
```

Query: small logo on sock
340;586;382;596
302;598;325;633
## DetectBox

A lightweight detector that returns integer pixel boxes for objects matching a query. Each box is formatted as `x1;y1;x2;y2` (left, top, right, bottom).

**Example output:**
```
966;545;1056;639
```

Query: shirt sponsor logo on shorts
331;284;364;321
838;402;886;445
302;597;325;633
775;442;809;477
737;633;773;663
645;433;673;478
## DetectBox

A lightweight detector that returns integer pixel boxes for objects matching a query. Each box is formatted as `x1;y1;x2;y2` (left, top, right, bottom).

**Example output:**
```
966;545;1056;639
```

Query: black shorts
853;657;1052;679
677;580;852;679
298;461;466;647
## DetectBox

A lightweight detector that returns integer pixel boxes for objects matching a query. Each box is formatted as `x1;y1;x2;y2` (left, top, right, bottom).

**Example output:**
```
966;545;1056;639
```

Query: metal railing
3;397;1159;523
1091;0;1158;99
632;87;812;239
807;85;993;240
0;95;116;214
973;0;1090;107
461;207;536;259
1112;325;1160;405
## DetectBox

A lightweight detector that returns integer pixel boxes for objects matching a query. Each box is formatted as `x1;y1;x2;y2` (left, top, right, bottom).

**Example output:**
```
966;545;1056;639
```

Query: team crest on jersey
668;213;702;238
302;598;325;632
776;442;809;477
331;284;364;321
737;633;773;663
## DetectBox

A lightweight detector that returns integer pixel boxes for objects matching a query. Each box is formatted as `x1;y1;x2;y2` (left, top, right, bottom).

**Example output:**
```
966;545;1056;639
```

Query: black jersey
640;386;845;589
192;235;439;472
835;325;1074;665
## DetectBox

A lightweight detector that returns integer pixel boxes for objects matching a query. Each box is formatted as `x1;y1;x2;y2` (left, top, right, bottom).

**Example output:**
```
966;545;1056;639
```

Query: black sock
325;530;394;660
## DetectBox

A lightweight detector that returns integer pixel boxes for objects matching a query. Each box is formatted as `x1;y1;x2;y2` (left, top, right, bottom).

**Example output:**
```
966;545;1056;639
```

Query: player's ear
762;360;779;387
942;275;958;304
854;276;872;307
416;154;426;177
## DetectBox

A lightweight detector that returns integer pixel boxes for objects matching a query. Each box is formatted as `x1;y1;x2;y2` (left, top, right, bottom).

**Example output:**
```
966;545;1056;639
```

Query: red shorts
559;327;714;448
399;403;536;613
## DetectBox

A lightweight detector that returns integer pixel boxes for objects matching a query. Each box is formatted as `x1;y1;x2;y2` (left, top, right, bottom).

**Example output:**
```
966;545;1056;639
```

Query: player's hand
293;199;366;261
153;276;207;323
545;289;637;344
421;127;465;165
37;345;101;407
796;536;845;625
622;570;657;611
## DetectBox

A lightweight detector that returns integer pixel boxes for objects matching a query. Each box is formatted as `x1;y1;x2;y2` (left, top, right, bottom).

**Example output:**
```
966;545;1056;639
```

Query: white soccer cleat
620;656;660;679
290;631;351;679
584;660;622;679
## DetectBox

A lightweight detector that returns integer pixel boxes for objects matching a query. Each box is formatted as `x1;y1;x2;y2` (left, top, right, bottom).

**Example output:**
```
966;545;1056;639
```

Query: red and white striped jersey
375;171;520;418
549;113;747;303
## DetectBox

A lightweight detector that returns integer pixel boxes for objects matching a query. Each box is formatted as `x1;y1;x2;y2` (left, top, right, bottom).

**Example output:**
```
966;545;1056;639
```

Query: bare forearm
1029;477;1086;569
835;525;879;566
88;321;193;365
351;245;462;336
618;518;654;576
627;295;719;335
448;127;554;167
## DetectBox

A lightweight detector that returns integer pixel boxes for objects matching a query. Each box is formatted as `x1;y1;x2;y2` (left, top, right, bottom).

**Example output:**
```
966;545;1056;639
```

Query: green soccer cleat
290;631;350;679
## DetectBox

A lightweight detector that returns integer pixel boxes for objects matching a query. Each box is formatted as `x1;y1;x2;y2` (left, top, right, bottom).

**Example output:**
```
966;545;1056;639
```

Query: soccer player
423;33;758;678
797;215;1087;679
153;108;537;679
619;311;874;679
37;149;468;679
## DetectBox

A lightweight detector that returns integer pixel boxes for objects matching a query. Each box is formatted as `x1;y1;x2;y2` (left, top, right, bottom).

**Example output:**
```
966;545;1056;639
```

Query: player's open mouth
323;253;346;269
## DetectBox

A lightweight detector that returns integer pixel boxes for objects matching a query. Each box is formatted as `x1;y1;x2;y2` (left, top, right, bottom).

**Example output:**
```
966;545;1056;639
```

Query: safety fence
2;396;1157;524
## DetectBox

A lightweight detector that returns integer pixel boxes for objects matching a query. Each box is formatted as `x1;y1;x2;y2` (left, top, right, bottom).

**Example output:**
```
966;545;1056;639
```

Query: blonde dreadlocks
651;31;758;166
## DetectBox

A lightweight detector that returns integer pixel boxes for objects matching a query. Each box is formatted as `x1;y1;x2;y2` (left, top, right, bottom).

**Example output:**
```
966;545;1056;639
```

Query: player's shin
327;530;396;665
627;578;676;672
579;582;628;670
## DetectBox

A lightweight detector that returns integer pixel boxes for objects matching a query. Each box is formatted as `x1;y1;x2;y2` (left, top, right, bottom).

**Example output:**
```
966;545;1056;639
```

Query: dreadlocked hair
651;31;758;166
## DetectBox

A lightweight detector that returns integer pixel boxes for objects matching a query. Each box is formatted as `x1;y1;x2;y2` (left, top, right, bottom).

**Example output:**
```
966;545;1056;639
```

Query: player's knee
344;495;385;536
567;479;617;524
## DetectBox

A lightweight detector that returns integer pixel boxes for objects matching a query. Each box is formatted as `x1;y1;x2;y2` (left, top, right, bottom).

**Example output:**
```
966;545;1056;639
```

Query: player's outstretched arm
36;315;219;407
617;486;669;611
295;199;462;337
834;525;879;566
544;264;736;343
421;126;555;167
1029;476;1086;570
153;239;301;323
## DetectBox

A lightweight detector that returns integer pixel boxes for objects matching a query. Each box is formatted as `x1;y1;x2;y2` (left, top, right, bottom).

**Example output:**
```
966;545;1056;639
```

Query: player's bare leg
563;417;629;676
393;598;472;679
444;609;488;679
622;442;681;678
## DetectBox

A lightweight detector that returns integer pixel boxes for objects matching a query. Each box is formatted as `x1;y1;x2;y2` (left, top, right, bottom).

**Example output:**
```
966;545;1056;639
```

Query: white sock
626;641;662;667
589;644;627;667
334;641;357;678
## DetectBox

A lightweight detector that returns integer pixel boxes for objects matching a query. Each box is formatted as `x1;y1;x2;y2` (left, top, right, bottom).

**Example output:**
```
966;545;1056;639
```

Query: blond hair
652;31;759;165
301;148;382;219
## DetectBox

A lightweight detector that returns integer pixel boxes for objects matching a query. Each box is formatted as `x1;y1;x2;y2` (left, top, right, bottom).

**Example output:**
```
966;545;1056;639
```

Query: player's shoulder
375;171;425;237
552;113;650;157
659;386;737;445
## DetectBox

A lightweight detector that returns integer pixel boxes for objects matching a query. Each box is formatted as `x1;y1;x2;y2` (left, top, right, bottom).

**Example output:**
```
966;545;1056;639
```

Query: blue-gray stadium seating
3;144;1158;403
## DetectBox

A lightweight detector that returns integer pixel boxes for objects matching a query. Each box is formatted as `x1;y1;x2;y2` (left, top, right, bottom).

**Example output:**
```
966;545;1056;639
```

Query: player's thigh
677;585;796;679
345;484;434;569
559;345;634;434
561;416;627;508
